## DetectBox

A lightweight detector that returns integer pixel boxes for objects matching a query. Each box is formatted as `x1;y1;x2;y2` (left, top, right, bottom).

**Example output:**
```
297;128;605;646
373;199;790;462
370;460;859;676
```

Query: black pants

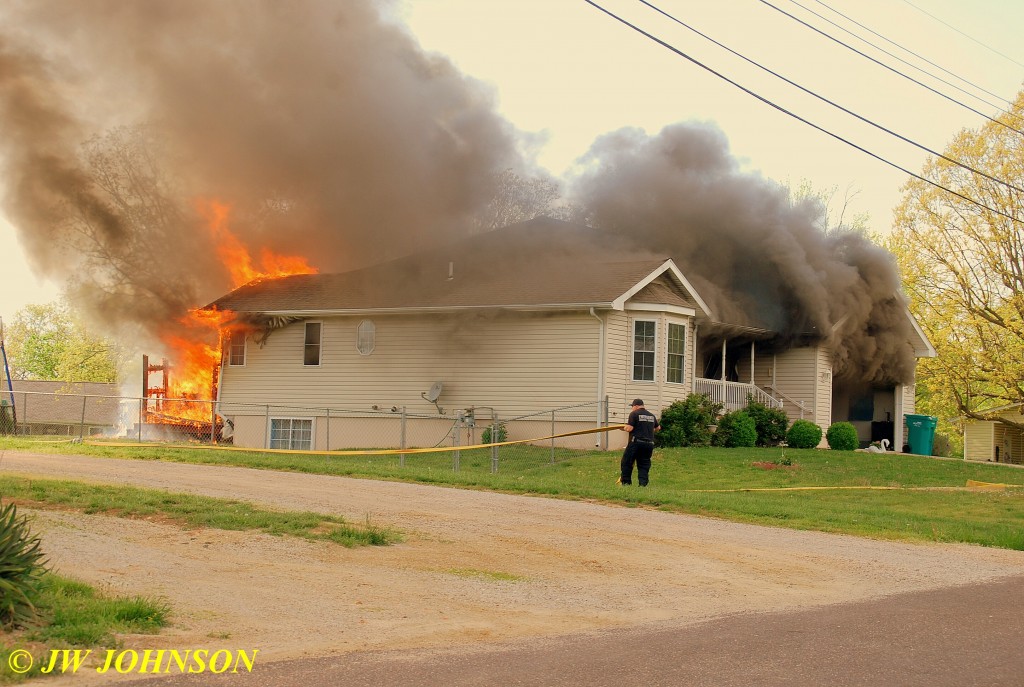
620;440;654;486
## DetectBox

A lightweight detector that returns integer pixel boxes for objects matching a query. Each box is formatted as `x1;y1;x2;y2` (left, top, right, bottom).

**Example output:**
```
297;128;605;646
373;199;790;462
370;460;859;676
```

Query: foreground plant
0;501;48;628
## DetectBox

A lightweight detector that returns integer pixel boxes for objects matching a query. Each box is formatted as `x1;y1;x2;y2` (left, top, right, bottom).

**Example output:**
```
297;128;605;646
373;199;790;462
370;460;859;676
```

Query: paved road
123;575;1024;687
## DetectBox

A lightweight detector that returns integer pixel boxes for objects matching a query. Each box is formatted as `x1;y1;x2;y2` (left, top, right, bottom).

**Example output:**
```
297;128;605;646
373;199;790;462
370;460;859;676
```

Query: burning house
0;3;935;454
206;217;934;452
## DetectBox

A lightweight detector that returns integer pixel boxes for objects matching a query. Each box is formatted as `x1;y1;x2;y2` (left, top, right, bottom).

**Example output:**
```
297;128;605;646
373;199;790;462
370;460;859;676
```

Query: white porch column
749;342;755;384
720;340;727;382
894;384;905;451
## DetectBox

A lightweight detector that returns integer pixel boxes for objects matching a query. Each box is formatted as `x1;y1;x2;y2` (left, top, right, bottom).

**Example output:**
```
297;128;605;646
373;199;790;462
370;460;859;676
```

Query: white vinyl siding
815;344;833;430
770;345;817;425
304;322;322;366
632;320;656;382
220;312;601;416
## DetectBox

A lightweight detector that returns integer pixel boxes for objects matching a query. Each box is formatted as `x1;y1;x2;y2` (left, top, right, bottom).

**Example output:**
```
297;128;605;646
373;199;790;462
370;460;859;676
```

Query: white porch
693;377;782;412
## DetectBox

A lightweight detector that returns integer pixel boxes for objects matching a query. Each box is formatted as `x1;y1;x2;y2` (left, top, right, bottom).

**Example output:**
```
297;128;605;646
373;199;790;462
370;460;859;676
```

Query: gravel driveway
2;449;1023;685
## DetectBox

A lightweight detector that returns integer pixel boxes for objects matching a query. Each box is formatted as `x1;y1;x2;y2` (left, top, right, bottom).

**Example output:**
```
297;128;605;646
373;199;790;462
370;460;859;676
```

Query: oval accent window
357;320;375;355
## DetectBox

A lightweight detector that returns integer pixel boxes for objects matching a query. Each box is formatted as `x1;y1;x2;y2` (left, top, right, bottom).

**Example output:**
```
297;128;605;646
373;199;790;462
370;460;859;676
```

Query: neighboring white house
207;218;934;451
963;405;1024;464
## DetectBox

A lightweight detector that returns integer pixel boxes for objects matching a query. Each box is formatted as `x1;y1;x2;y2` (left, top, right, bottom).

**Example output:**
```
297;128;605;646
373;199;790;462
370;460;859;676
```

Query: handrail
765;384;806;419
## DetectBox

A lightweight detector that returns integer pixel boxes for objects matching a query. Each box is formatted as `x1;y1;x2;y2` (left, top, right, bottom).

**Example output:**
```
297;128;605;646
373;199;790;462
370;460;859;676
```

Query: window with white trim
632;320;656;381
227;331;246;366
304;322;322;366
666;323;685;384
356;320;375;355
270;418;312;450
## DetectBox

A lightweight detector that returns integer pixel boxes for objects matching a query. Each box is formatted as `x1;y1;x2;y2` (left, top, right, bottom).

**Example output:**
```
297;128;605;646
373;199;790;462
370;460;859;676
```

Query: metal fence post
550;410;556;464
452;414;461;472
490;412;499;474
265;404;270;449
326;408;331;451
400;407;407;468
79;395;87;440
210;400;217;444
137;398;143;441
603;395;610;450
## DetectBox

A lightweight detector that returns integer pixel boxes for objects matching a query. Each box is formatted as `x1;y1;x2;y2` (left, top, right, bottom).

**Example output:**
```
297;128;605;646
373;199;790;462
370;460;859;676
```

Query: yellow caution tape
965;480;1017;490
85;424;627;456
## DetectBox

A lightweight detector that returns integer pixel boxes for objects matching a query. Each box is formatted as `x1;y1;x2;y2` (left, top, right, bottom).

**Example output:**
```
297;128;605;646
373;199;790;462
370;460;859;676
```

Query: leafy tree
888;89;1024;435
473;168;580;231
4;301;122;382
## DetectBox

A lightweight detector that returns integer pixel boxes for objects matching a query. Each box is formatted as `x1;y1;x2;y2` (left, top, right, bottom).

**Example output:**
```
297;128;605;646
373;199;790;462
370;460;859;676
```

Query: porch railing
693;378;783;411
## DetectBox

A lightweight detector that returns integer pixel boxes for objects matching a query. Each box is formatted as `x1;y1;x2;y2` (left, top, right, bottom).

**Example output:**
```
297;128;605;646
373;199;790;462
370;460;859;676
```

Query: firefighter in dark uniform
619;399;660;486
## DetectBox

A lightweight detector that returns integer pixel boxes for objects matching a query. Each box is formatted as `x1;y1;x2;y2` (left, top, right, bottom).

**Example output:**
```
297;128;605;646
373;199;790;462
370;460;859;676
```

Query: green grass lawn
2;437;1023;550
1;575;169;685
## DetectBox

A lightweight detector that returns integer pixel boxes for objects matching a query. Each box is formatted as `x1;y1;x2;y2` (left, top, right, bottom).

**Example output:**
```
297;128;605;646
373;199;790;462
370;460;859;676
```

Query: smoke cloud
570;124;915;384
0;2;914;384
0;0;518;341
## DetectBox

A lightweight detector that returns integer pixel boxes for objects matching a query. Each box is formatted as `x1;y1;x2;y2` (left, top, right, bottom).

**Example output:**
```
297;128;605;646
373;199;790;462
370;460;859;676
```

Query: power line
638;0;1024;195
757;0;1024;139
794;0;1013;111
900;0;1024;70
582;0;1023;226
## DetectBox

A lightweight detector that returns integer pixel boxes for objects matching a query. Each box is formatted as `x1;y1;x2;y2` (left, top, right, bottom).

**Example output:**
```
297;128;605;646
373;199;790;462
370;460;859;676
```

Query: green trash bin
905;414;937;455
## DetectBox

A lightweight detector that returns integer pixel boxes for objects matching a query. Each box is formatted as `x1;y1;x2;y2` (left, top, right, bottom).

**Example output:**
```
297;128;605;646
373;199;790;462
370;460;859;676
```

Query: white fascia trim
903;303;936;358
250;303;615;317
611;260;712;318
626;303;697;317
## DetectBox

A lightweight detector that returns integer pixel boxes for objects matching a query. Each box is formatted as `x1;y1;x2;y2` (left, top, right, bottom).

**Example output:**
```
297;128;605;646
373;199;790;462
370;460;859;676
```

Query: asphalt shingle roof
209;218;675;314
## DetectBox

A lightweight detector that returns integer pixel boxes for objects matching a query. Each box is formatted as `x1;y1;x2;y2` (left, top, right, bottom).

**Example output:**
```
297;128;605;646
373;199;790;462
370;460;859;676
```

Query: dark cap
630;399;644;407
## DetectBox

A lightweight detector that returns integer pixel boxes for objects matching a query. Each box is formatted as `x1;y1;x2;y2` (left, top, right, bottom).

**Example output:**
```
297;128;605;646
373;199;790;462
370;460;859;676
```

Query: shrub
0;501;48;628
712;411;758;448
786;420;823;449
481;423;507;444
658;394;723;447
826;422;859;451
744;398;789;447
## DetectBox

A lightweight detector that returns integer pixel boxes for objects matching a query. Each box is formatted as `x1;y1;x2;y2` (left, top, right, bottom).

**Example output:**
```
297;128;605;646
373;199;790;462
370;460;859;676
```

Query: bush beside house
787;419;823;449
826;422;859;451
658;394;722;447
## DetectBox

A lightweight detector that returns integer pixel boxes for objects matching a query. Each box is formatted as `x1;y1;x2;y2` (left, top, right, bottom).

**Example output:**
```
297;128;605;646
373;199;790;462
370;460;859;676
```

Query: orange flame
200;200;317;287
154;200;318;412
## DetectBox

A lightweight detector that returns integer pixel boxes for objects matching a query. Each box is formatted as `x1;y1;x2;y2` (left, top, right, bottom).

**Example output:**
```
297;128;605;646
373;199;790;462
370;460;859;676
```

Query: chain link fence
2;390;620;473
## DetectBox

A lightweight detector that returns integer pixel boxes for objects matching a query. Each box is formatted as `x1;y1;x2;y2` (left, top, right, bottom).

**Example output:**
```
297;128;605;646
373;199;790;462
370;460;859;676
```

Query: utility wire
794;0;1012;111
900;0;1024;70
583;0;1023;225
757;0;1024;139
638;0;1024;195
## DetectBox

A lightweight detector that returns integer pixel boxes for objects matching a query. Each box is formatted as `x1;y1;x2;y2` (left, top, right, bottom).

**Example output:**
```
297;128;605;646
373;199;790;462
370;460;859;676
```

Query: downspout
692;323;699;389
589;308;606;449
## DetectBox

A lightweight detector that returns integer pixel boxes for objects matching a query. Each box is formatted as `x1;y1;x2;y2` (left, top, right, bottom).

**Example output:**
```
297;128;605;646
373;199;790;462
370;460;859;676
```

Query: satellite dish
423;381;443;402
421;381;444;414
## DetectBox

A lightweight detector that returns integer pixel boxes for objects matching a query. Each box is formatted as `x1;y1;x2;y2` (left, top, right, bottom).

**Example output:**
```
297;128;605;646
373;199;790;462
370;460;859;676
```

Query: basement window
632;320;656;382
270;418;312;450
304;322;322;366
356;320;375;356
